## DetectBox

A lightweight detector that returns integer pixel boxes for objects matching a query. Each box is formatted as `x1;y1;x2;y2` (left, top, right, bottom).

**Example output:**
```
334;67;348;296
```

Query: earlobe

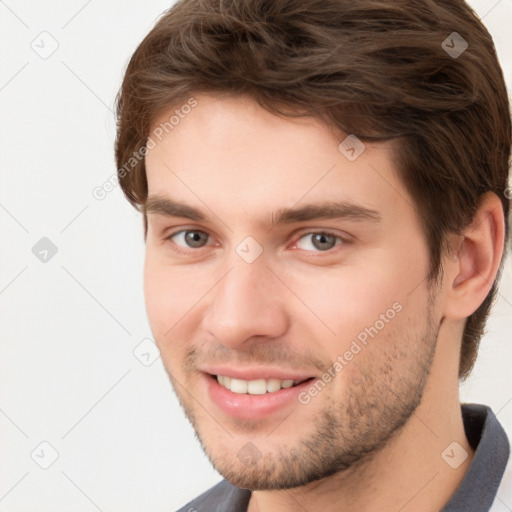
443;192;505;319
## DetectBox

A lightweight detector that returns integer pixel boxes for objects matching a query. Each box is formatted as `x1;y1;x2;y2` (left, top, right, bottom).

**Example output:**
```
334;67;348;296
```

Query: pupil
186;231;207;247
312;233;335;250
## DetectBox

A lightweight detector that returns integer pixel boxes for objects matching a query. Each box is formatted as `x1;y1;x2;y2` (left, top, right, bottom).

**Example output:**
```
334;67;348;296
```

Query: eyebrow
145;196;206;221
145;195;382;226
270;202;381;225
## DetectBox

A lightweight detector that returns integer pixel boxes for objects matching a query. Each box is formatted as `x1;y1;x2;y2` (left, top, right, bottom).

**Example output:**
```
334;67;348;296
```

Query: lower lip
205;374;314;421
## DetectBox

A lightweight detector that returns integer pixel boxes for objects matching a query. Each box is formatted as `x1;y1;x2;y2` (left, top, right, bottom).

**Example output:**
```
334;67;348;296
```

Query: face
143;94;441;490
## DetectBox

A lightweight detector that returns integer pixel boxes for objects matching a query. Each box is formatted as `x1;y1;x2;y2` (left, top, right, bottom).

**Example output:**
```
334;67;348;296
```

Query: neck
248;320;473;512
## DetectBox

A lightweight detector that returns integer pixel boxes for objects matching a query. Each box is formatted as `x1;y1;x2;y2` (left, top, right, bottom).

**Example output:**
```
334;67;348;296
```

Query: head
115;0;511;490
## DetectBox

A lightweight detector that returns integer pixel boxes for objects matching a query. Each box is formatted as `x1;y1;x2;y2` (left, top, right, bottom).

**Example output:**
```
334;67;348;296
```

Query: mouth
213;374;314;395
204;371;317;420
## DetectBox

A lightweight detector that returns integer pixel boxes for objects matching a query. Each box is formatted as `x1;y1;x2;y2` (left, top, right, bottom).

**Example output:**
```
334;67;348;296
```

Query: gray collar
440;403;509;511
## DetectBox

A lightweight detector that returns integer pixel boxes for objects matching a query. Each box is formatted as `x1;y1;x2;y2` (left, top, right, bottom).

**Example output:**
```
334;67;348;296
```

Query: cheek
143;253;209;347
287;248;427;349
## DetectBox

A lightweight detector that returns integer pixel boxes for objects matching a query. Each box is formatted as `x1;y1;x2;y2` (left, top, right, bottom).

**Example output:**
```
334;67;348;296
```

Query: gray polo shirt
176;404;510;512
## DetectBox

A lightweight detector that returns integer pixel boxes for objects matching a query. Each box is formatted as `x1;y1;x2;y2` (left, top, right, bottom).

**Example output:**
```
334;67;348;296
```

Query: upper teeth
216;375;301;394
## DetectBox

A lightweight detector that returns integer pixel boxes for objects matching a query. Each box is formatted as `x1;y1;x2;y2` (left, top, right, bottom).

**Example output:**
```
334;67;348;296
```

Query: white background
0;1;511;511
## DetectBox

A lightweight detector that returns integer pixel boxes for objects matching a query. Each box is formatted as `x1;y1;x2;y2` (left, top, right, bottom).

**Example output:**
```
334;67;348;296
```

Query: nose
202;260;289;349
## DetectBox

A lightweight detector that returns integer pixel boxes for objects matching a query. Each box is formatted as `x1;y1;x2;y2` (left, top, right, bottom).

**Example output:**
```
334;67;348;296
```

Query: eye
169;229;210;249
295;232;343;251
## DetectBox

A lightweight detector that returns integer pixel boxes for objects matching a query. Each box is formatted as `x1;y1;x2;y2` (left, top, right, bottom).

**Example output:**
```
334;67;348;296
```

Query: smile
215;375;311;395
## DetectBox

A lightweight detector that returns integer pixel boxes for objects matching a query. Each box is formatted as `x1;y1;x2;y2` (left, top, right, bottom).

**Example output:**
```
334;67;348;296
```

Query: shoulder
441;403;510;511
174;479;251;512
488;425;512;511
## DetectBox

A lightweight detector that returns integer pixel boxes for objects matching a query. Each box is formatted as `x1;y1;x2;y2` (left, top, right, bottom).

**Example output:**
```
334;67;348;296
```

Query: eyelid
290;229;352;247
163;225;210;240
164;226;217;253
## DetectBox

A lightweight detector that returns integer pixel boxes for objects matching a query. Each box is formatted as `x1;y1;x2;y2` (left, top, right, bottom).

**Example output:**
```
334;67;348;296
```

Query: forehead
145;94;410;225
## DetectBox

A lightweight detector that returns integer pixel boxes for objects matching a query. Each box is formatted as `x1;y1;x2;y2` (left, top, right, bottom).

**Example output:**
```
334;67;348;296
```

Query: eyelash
164;228;350;255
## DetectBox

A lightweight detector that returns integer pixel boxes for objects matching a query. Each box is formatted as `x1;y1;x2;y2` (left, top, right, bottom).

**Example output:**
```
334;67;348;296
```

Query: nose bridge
203;256;288;347
216;258;271;318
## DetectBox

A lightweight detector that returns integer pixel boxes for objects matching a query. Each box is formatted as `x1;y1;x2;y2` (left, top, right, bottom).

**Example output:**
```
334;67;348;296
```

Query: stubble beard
166;300;439;491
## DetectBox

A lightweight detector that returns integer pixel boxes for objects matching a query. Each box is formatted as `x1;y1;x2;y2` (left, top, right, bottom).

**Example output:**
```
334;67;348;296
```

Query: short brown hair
115;0;511;379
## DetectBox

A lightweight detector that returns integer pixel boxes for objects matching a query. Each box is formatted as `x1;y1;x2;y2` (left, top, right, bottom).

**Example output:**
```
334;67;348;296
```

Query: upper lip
201;365;315;382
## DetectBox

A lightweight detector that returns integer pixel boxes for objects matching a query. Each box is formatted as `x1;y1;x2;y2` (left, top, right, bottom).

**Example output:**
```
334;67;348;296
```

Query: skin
143;93;504;512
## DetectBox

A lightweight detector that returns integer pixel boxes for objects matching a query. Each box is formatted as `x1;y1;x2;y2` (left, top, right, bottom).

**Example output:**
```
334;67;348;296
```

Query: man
114;0;511;510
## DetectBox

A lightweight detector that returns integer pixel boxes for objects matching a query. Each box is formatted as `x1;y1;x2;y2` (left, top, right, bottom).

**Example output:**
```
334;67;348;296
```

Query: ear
442;192;505;320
